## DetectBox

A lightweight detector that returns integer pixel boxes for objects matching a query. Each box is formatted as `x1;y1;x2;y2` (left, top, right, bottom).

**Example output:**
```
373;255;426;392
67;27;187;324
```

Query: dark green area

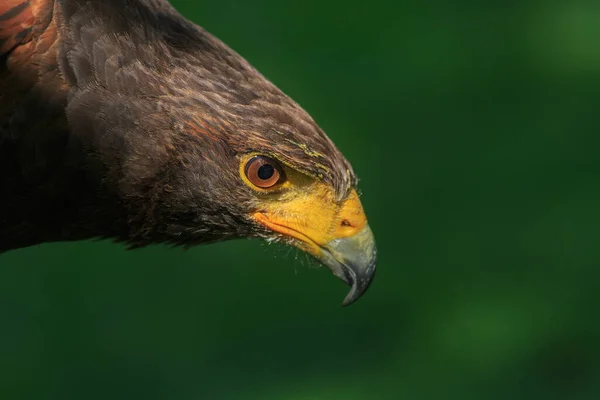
2;1;600;399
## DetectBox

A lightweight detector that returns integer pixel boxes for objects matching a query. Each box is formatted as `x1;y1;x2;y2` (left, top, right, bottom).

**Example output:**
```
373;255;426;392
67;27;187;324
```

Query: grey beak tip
341;260;377;307
318;224;377;307
341;289;360;307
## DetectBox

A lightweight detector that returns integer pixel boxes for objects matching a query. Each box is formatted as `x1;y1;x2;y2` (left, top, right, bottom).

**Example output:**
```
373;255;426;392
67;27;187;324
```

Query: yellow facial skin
239;154;367;257
239;153;377;306
254;187;366;255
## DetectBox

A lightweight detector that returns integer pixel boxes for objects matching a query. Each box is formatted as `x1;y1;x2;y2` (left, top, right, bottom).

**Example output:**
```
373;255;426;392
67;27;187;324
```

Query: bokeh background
2;0;600;399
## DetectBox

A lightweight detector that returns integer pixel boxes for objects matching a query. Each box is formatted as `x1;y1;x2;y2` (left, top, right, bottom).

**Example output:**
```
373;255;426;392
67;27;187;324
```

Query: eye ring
244;156;285;189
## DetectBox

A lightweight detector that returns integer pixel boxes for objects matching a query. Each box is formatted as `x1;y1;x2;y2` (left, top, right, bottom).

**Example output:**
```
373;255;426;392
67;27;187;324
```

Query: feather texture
0;0;357;252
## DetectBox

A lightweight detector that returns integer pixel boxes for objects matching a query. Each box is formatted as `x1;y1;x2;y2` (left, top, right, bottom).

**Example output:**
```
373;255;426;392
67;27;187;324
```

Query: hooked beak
319;224;377;306
254;186;377;306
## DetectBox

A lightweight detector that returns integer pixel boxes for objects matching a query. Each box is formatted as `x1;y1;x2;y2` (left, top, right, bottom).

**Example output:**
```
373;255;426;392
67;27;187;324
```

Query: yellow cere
239;154;368;256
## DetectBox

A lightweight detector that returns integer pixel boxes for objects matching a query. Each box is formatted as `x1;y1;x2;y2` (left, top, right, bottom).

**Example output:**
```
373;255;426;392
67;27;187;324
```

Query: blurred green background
2;0;600;399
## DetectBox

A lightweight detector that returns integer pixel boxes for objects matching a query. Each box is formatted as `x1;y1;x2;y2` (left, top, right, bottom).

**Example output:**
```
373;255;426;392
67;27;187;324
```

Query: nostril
341;219;352;227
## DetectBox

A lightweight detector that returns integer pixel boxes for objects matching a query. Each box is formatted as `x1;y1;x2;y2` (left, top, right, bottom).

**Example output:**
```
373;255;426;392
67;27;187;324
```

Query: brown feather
0;0;357;252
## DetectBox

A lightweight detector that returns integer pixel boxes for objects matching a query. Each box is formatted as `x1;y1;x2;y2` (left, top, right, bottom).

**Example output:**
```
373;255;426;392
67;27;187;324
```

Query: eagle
0;0;376;306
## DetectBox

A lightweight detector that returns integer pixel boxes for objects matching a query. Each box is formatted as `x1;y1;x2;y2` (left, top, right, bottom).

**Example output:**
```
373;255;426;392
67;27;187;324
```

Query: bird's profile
0;0;376;305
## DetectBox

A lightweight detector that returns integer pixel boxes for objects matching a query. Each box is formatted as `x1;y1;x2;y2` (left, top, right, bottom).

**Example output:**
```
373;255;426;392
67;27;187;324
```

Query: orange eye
244;156;285;189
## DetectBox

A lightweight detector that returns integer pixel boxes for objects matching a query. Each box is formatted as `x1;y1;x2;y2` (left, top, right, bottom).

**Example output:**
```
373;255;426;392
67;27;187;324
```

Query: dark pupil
257;164;275;180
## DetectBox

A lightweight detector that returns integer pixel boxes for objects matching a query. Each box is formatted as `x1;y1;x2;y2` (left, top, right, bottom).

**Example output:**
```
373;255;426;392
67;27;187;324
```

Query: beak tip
340;259;377;307
341;290;359;307
317;224;377;307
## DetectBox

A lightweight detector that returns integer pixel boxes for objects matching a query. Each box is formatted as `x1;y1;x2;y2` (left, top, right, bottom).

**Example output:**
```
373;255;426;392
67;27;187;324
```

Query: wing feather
1;0;66;131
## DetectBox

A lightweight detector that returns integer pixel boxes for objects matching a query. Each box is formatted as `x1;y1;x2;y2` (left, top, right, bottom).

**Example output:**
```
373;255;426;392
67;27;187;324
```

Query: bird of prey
0;0;376;305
